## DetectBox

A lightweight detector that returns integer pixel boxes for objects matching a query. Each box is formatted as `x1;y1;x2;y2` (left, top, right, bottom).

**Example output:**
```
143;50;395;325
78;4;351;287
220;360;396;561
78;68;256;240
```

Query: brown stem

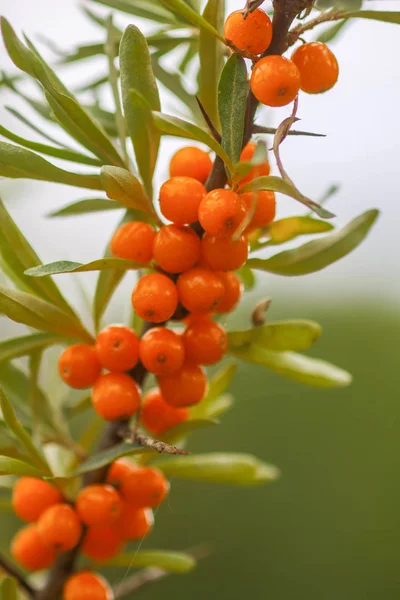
253;124;325;137
286;8;344;48
0;552;37;598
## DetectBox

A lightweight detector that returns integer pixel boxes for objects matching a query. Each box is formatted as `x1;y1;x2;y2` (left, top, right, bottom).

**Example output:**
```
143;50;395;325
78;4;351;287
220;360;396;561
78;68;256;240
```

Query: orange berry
139;327;185;376
169;146;212;183
131;273;178;323
12;477;62;523
159;176;206;225
64;572;113;600
215;271;242;313
292;41;339;94
110;221;155;264
96;325;139;373
141;388;189;434
183;318;228;365
153;225;201;273
82;526;123;562
58;344;101;389
158;363;207;408
201;233;248;271
224;8;273;55
240;190;276;230
114;505;154;541
106;458;136;489
251;55;301;107
11;524;56;572
177;267;225;313
198;189;246;238
76;485;122;527
120;467;169;508
37;504;82;552
92;373;141;421
239;142;271;187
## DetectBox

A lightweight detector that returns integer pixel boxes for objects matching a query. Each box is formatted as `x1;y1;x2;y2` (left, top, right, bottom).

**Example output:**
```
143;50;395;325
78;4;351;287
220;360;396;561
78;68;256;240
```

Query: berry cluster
225;9;339;107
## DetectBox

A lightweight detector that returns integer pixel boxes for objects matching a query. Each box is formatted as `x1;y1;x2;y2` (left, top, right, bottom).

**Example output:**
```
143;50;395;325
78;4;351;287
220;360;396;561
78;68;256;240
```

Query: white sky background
0;0;399;324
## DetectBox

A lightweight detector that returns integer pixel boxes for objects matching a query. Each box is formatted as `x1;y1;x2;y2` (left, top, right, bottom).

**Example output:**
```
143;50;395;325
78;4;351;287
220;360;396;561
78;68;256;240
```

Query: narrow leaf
237;265;256;291
48;199;122;218
153;112;233;171
218;54;248;165
25;258;143;277
266;216;334;245
0;286;93;342
199;0;225;128
120;25;161;197
154;453;279;485
343;10;400;24
70;443;149;477
247;209;379;276
105;550;196;572
89;0;181;24
0;455;47;477
0;577;18;600
0;333;65;364
100;166;155;214
191;362;237;420
316;19;348;43
228;320;322;351
159;0;225;40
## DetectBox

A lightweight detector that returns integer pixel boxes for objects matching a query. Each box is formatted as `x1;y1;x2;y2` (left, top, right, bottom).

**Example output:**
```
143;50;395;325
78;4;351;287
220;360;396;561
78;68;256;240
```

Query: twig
225;39;260;63
0;552;37;598
242;0;266;19
195;96;221;142
286;8;344;48
253;124;326;137
252;298;272;326
118;427;189;456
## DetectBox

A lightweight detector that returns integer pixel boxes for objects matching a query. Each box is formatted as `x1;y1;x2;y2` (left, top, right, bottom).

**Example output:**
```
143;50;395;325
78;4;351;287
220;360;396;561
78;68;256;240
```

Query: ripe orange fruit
76;485;122;527
291;41;339;94
240;190;276;230
11;524;56;572
141;388;189;434
153;225;201;273
239;142;271;187
198;189;246;237
177;267;225;313
215;271;242;313
114;505;154;541
58;344;101;389
224;9;273;55
120;466;169;508
64;572;113;600
96;325;139;373
37;504;82;552
82;526;123;561
12;477;62;523
106;458;136;489
183;317;228;365
169;146;212;183
92;373;141;421
251;55;301;107
158;363;207;407
110;221;155;264
201;233;248;271
159;176;206;225
139;327;185;376
131;273;178;323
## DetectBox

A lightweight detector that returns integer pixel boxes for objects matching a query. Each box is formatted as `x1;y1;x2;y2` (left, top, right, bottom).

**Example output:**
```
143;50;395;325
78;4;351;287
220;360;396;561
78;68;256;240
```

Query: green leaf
0;197;75;315
0;363;33;424
233;140;268;183
247;209;379;276
199;0;225;128
48;199;123;218
231;345;352;388
100;166;155;215
120;25;161;198
25;258;143;278
0;123;102;167
5;106;70;148
0;142;102;190
1;19;125;167
154;453;280;486
70;443;149;477
266;216;334;245
343;10;400;24
218;54;248;165
89;0;182;24
237;266;256;291
0;387;52;474
159;0;225;40
316;20;348;43
0;577;17;600
191;362;237;422
240;176;335;220
105;550;196;572
228;320;322;351
151;56;199;116
0;286;93;342
0;455;47;477
153;112;233;172
0;333;65;364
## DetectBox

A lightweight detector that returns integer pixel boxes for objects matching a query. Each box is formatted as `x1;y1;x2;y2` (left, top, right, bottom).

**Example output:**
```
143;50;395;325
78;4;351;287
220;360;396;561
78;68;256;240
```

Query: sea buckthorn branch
243;0;267;19
252;123;325;137
286;8;345;48
118;428;189;456
0;551;37;598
